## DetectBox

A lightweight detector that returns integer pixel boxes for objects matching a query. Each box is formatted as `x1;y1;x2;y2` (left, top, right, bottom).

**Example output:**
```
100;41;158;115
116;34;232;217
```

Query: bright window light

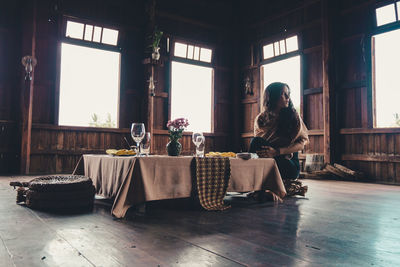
376;4;396;26
93;26;102;42
102;28;119;45
194;46;200;60
174;42;187;58
263;35;298;60
263;55;301;113
274;42;280;56
58;43;120;128
84;25;93;41
199;48;212;63
286;35;298;52
187;45;194;59
263;44;274;59
171;61;213;132
66;21;84;39
397;2;400;20
279;40;286;54
373;29;400;127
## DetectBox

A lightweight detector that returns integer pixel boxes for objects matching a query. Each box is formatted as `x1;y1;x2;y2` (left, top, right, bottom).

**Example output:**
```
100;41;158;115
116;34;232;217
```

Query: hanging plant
151;27;163;60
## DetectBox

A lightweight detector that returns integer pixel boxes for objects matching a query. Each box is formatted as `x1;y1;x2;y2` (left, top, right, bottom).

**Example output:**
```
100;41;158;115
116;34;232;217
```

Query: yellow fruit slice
106;149;118;155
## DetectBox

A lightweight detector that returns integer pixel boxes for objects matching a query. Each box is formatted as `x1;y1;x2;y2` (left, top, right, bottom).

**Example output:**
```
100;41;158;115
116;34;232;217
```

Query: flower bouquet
166;118;189;156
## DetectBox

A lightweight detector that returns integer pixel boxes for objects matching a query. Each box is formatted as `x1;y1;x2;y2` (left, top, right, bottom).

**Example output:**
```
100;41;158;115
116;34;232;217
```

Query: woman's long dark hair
264;82;300;142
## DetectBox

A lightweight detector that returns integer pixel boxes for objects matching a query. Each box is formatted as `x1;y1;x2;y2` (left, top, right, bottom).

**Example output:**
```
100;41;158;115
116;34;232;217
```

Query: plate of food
106;149;136;156
205;151;236;158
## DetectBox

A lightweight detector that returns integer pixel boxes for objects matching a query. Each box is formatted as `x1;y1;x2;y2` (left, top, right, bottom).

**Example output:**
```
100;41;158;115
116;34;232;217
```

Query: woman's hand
256;146;279;158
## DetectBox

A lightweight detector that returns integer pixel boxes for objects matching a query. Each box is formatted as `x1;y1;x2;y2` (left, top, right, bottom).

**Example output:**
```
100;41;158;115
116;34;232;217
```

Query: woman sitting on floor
249;82;309;199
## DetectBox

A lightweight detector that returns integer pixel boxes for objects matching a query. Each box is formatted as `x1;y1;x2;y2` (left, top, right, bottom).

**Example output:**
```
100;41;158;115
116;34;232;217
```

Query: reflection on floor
1;176;400;266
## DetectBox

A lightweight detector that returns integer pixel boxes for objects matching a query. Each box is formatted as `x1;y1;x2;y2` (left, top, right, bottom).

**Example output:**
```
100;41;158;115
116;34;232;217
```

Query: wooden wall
236;0;400;184
0;1;21;174
5;0;234;174
149;4;235;155
30;124;131;173
236;0;325;154
340;129;400;184
2;0;400;184
336;0;400;184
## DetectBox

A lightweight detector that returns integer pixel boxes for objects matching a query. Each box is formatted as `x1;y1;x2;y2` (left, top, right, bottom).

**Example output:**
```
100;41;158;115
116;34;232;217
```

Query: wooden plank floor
1;176;400;267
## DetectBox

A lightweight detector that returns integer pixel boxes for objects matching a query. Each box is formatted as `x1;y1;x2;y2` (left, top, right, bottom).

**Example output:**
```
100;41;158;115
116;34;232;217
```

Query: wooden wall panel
339;2;371;38
305;93;323;130
338;86;368;128
30;125;131;173
0;121;19;174
0;2;21;174
215;103;230;133
304;135;324;154
0;12;20;121
303;50;322;89
302;24;322;49
338;39;366;84
242;103;256;133
153;96;168;129
341;131;400;184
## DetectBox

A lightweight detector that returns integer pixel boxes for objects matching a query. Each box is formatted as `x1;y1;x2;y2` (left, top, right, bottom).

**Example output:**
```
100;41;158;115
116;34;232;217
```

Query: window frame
168;37;215;133
61;16;121;52
259;34;303;118
55;16;122;128
369;1;400;128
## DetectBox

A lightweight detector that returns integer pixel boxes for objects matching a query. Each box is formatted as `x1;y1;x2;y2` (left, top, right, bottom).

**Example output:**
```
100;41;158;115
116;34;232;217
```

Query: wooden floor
1;177;400;267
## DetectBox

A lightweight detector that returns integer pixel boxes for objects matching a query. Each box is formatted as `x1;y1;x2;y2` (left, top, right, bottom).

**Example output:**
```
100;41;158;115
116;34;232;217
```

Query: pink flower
166;118;189;131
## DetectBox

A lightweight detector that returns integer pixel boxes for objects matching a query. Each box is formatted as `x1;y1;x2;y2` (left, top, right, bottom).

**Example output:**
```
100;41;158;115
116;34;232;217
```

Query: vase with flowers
166;118;189;156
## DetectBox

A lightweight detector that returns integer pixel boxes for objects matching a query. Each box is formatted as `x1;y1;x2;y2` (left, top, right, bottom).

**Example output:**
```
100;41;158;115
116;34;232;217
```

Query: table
80;155;286;218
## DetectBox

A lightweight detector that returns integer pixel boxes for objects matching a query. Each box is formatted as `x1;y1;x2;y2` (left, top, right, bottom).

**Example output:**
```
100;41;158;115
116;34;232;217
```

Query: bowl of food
106;149;136;156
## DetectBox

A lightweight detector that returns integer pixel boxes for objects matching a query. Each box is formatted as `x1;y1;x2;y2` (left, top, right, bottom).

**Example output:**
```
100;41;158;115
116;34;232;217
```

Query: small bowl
236;153;251;160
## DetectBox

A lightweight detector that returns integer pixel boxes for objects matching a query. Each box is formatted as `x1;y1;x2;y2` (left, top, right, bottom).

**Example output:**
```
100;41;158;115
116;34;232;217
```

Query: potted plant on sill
151;28;163;60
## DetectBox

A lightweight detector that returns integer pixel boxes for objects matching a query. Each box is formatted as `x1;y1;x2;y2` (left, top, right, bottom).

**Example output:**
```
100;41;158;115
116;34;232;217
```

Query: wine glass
140;132;151;156
192;132;205;157
131;123;145;156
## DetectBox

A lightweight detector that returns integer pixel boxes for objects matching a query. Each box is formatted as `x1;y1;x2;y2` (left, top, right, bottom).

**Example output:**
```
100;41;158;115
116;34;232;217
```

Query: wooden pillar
20;0;37;174
232;37;241;152
146;64;155;152
322;0;336;164
143;0;156;153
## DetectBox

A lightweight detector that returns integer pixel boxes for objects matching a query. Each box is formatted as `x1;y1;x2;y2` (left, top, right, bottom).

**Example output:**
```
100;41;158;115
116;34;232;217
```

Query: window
171;41;213;132
65;20;119;45
58;19;121;128
262;56;301;114
375;2;399;26
261;35;301;114
263;35;298;60
173;42;212;63
372;2;400;127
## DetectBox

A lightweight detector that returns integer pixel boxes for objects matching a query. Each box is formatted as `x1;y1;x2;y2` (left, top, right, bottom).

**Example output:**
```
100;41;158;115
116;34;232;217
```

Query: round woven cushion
28;175;93;192
26;186;95;201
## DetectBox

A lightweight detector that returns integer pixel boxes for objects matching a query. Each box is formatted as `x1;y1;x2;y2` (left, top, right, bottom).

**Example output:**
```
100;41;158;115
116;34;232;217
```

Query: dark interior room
1;0;400;266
